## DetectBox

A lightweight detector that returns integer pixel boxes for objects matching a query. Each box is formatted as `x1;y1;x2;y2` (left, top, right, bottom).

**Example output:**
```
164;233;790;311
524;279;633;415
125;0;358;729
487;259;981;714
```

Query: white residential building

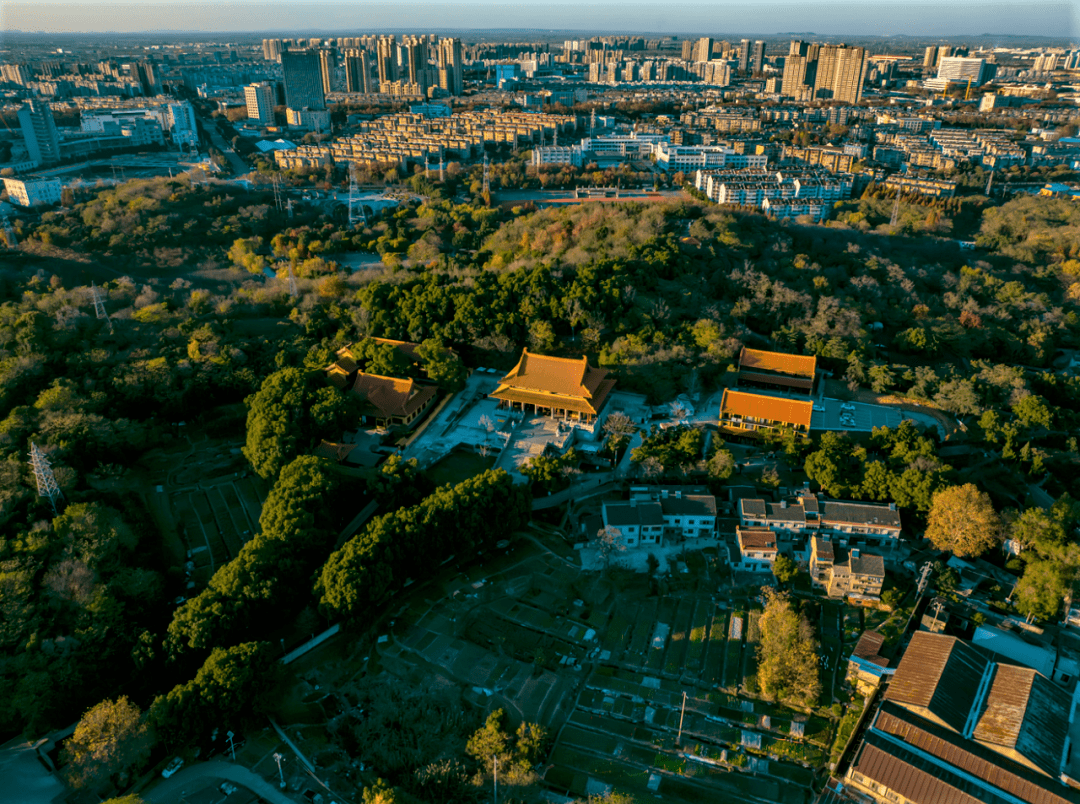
736;526;779;571
738;491;902;549
531;144;583;167
653;142;769;172
3;176;63;207
244;82;276;127
602;485;718;547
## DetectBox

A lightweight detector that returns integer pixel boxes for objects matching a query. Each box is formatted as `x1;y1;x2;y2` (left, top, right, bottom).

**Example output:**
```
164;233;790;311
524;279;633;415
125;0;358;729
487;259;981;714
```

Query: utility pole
29;443;63;514
482;155;490;197
929;599;945;632
985;169;994;197
493;755;498;804
273;752;286;789
439;146;445;182
226;731;236;761
916;561;934;596
889;189;901;228
677;691;687;744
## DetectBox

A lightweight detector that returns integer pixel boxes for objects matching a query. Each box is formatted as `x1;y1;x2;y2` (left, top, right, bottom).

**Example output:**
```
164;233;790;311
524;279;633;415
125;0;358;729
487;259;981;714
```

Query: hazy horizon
1;0;1076;38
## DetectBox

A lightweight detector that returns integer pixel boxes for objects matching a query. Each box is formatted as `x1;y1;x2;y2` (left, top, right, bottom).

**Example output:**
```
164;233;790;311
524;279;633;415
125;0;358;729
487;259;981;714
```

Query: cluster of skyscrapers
780;41;869;104
680;37;765;74
248;34;465;130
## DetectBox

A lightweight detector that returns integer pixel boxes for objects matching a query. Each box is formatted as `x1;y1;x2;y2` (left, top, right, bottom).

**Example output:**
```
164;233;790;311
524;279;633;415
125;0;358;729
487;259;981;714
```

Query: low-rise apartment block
276;109;575;171
810;537;885;601
883;174;958;198
653;142;769;172
601;485;718;548
2;176;62;207
739;492;903;548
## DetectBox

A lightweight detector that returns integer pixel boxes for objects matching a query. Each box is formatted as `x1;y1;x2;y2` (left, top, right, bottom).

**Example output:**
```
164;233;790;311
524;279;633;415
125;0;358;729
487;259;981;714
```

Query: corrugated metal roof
872;702;1076;804
886;632;990;734
974;665;1071;778
852;631;888;666
852;738;987;804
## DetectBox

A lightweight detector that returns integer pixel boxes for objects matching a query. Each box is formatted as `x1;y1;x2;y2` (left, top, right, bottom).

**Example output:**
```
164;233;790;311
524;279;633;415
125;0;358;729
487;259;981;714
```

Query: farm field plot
156;478;267;574
664;599;695;675
702;609;728;686
684;602;713;675
724;612;745;689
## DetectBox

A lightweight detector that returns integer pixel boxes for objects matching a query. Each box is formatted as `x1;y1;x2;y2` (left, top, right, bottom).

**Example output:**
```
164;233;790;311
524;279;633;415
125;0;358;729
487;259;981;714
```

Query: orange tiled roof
737;526;778;551
739;347;817;380
491;350;614;414
350;372;437;419
720;389;813;430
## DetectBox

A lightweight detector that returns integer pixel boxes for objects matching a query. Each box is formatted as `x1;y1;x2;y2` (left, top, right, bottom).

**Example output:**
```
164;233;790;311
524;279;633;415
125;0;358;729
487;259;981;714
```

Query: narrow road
143;760;297;804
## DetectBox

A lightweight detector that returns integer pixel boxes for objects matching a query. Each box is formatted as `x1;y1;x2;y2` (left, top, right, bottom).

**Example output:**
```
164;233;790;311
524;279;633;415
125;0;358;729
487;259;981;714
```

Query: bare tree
640;456;664;478
595;526;627;569
603;411;637;438
669;402;689;422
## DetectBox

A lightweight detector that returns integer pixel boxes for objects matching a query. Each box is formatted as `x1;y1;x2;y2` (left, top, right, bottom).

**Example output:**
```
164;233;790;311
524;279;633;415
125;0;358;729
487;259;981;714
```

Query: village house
601;486;719;548
735;526;779;571
846;630;890;695
810;536;886;601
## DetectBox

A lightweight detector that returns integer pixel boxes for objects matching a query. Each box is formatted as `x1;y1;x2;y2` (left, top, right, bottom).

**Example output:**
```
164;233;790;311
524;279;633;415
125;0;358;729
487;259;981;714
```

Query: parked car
162;757;184;778
219;782;238;795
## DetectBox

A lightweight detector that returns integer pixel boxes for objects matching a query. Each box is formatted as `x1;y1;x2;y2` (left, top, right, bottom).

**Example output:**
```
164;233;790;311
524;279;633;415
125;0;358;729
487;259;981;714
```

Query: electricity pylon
89;282;114;333
29;443;63;513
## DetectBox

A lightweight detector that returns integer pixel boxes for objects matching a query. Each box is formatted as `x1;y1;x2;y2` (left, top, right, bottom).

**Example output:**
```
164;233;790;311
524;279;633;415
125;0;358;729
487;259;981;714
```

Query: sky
0;0;1076;38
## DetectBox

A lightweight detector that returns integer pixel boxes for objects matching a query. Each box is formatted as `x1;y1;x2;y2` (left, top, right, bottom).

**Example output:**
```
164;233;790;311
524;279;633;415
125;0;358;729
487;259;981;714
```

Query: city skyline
1;1;1076;38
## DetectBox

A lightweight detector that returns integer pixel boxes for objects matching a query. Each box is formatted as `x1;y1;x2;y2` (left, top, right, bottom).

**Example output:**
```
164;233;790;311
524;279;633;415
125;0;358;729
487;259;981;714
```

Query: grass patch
426;450;496;488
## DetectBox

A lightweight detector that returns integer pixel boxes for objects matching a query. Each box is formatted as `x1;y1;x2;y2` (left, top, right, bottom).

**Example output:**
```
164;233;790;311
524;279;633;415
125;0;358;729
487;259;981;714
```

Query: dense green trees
520;448;579;494
318;470;530;619
166;455;337;654
243;367;358;480
150;642;281;745
756;588;820;708
630;425;704;474
1008;495;1080;622
802;422;950;512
